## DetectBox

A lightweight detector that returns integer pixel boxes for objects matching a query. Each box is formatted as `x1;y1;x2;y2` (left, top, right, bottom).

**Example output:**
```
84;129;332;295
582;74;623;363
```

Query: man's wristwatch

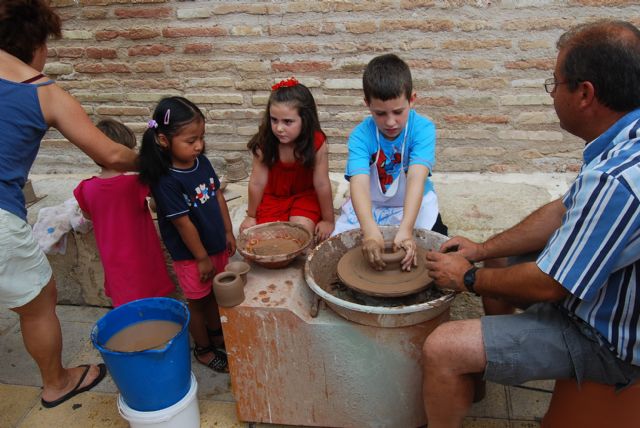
463;266;479;296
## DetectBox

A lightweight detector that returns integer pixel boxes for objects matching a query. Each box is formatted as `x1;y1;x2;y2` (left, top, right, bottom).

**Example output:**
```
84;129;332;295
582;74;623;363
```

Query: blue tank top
0;77;53;220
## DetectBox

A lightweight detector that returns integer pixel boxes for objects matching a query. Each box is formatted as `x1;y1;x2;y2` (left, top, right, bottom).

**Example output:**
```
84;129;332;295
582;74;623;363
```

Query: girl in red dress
240;77;334;241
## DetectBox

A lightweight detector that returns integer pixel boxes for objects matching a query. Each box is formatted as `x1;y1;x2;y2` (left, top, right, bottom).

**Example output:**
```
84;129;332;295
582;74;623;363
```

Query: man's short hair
362;54;413;103
557;20;640;112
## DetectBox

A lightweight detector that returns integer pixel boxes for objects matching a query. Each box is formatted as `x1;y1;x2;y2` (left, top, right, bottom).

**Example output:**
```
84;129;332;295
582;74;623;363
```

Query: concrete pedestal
220;257;449;428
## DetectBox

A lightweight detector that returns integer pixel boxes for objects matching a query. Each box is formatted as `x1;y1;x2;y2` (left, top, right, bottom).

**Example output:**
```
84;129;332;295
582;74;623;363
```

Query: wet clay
250;238;302;256
336;245;433;297
104;320;181;352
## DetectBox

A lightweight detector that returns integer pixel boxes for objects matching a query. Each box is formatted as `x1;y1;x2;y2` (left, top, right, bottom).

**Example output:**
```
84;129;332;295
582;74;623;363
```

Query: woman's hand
314;220;334;243
239;216;257;233
393;229;418;271
196;256;215;283
226;230;236;256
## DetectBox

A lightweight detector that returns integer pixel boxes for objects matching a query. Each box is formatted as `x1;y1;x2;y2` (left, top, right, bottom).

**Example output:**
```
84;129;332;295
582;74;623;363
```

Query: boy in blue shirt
334;53;448;271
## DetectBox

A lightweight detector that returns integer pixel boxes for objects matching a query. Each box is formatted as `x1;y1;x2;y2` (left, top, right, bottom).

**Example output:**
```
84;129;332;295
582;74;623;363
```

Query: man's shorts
0;209;52;309
173;251;229;300
482;302;640;390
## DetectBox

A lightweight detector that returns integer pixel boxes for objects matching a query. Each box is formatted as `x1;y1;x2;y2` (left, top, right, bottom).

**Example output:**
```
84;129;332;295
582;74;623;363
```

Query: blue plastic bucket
91;297;191;412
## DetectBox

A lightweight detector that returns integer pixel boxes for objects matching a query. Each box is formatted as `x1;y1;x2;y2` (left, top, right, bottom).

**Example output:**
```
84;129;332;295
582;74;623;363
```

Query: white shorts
0;209;52;309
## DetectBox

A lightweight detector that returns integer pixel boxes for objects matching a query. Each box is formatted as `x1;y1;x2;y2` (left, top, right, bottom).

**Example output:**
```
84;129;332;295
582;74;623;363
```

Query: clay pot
380;243;406;271
213;271;245;307
225;261;250;286
223;152;248;182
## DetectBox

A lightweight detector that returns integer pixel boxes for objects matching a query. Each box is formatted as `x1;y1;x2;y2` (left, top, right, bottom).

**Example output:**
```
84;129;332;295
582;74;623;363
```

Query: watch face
464;268;476;287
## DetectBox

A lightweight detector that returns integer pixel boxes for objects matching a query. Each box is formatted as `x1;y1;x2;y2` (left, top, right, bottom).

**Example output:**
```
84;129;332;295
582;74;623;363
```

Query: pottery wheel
336;246;433;297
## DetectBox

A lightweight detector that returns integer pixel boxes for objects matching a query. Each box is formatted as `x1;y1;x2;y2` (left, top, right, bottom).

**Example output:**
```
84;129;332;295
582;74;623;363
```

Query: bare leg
289;215;315;236
188;295;217;363
11;278;102;402
481;258;516;315
422;319;487;428
201;292;224;348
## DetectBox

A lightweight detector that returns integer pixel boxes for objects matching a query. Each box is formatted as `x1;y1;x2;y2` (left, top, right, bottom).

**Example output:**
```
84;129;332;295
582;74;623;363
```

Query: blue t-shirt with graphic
152;155;226;261
345;109;435;195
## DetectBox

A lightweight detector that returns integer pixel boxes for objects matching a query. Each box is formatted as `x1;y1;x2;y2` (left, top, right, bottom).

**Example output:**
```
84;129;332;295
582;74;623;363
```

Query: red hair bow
271;77;299;91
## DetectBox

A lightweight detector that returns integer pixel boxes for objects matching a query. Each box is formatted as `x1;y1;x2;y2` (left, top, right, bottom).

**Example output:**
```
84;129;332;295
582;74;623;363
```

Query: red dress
256;131;324;224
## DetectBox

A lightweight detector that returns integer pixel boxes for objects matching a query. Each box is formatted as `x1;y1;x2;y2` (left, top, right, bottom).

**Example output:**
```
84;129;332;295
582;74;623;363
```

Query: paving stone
462;417;510;427
0;384;40;427
469;381;509;419
200;400;248;427
508;380;554;421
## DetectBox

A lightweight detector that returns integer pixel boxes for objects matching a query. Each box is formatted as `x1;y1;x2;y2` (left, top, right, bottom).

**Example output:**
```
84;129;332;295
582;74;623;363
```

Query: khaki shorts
0;209;52;309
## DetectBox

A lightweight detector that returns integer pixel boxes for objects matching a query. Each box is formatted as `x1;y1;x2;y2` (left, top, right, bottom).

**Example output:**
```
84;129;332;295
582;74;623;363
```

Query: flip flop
41;363;108;408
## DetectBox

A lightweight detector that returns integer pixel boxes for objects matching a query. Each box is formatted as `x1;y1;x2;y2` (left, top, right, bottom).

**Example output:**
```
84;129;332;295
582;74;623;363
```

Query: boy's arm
216;189;236;256
171;215;214;283
240;153;269;233
350;174;385;270
395;164;429;269
312;143;335;240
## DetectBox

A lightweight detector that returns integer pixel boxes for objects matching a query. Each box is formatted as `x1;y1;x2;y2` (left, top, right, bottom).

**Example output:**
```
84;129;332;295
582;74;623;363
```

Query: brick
405;40;437;50
62;30;93;40
345;22;378;34
231;26;263;36
184;93;244;105
272;61;332;73
170;60;235;72
443;115;509;124
501;95;552;106
58;81;91;90
86;47;118;59
502;18;571;31
435;78;508;90
126;92;181;102
82;0;167;4
96;106;150;116
414;97;455;107
505;59;554;70
515;112;558;125
221;43;281;55
186;78;234;88
519;40;551;50
284;2;332;13
439;129;494;140
442;146;506;158
82;9;108;19
456;20;492;32
90;79;120;89
442;39;512;50
56;47;85;58
251;94;269;106
288;43;321;54
128;44;175;56
315;95;364;106
163;27;227;38
569;0;635;5
212;4;269;15
381;19;454;32
269;23;336;37
324;79;362;90
74;63;130;73
456;59;494;70
235;80;270;91
236;126;258;136
497;130;563;141
208;109;264;120
176;8;211;19
51;0;78;6
121;28;162;40
400;0;436;8
457;97;498;107
43;63;74;75
333;111;368;122
183;44;213;54
205;124;235;134
335;1;394;12
408;59;453;70
115;7;173;19
123;79;183;89
95;30;120;41
133;61;165;73
74;92;124;102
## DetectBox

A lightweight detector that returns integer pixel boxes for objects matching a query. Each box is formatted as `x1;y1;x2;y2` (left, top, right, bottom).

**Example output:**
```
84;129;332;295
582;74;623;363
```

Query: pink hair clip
271;77;299;91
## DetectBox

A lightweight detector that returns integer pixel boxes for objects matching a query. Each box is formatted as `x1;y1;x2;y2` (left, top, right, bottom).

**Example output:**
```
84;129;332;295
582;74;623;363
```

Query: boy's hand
196;256;215;283
393;232;418;272
226;231;236;256
362;228;385;270
239;216;256;233
314;220;334;243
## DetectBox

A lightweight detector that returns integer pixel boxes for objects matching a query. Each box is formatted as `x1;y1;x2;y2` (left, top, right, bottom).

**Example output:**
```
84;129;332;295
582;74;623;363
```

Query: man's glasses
543;78;570;93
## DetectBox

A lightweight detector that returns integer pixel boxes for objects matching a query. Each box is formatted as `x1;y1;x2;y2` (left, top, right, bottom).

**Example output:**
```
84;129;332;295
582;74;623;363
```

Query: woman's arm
171;215;214;283
312;143;335;240
216;189;236;256
38;84;137;171
240;153;269;232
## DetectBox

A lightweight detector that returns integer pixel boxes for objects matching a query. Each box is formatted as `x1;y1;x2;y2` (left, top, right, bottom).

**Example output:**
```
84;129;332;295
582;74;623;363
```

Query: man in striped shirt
422;20;640;427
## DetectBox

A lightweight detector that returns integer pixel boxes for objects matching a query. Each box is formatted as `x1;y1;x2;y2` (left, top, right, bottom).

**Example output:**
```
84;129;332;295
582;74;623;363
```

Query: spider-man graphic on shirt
371;147;402;193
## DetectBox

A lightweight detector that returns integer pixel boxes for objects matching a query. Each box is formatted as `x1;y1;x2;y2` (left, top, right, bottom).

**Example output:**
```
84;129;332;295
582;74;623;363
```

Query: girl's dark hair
0;0;62;64
139;96;205;184
247;83;325;169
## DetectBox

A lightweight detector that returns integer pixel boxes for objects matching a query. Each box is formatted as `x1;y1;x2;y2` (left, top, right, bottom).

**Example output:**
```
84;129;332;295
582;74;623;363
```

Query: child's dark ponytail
139;96;205;184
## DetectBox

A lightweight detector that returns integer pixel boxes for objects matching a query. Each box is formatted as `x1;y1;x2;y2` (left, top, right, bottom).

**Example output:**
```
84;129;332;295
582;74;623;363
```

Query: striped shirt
538;108;640;366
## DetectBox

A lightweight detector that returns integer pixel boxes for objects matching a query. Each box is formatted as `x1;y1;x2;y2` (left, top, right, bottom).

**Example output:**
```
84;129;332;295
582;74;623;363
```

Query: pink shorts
173;251;229;300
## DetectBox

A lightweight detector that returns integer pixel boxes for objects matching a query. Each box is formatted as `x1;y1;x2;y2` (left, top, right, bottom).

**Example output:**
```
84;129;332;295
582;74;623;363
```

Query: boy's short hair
97;118;136;149
362;54;413;103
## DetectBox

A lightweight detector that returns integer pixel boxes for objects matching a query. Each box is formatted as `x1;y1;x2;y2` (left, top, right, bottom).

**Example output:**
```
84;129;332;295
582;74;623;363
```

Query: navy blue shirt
152;155;226;261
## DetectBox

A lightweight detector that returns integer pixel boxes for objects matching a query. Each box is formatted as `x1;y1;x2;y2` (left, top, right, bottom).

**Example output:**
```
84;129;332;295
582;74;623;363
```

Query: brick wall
37;0;640;175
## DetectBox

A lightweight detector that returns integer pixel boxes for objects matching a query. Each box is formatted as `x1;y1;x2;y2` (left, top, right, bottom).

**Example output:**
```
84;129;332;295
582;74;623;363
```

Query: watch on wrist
463;266;479;295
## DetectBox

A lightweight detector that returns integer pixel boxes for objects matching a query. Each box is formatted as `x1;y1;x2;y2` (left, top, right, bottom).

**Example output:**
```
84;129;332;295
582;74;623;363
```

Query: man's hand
424;250;473;292
362;228;385;270
440;236;486;263
393;229;417;271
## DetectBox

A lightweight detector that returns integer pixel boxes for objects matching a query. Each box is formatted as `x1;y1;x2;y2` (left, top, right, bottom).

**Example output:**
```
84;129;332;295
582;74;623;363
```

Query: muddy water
104;320;182;352
251;238;300;256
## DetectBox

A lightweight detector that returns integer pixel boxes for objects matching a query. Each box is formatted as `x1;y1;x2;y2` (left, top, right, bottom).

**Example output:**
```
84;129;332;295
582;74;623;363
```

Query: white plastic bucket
118;372;200;428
